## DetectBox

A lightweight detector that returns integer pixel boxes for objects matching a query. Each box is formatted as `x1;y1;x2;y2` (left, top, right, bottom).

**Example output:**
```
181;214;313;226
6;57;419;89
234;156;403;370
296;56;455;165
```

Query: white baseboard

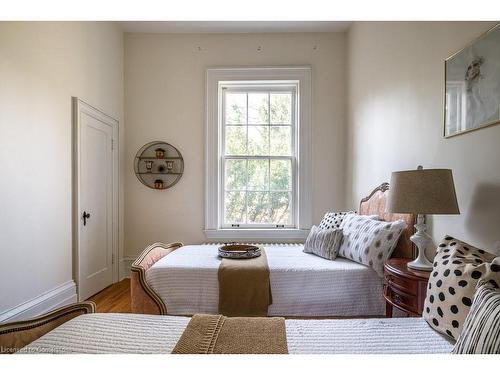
0;280;77;323
119;257;135;280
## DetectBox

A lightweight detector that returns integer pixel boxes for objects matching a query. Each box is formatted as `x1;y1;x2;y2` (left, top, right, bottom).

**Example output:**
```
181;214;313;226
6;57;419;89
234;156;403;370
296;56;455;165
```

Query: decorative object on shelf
387;165;460;271
155;148;166;158
445;23;500;137
154;179;164;189
134;141;184;190
218;244;262;259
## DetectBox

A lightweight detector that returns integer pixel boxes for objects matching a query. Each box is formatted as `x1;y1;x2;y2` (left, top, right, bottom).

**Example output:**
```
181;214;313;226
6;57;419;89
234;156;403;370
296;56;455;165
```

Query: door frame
72;97;119;301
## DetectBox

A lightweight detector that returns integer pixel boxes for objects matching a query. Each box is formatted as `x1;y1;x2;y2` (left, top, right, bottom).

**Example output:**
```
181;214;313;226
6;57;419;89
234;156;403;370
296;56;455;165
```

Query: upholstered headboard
359;183;416;259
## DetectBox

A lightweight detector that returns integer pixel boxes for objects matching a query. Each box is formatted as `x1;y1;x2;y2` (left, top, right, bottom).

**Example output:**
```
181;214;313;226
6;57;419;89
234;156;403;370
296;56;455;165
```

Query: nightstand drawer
384;259;431;318
385;274;418;296
386;287;418;312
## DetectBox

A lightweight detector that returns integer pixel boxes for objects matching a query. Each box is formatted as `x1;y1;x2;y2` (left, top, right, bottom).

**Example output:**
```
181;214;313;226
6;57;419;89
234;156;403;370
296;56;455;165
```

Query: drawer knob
393;293;403;304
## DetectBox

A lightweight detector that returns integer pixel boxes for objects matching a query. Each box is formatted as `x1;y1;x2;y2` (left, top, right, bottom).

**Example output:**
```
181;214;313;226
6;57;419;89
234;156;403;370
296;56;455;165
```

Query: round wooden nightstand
383;258;431;318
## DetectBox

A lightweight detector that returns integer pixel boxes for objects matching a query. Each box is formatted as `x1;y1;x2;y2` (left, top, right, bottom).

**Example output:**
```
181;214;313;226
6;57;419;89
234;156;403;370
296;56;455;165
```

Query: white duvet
20;313;454;354
145;244;385;317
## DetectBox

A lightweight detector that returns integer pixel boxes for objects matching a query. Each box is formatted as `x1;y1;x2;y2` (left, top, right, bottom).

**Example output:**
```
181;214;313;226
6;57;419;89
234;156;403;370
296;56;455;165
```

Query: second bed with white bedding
145;244;385;317
20;313;454;354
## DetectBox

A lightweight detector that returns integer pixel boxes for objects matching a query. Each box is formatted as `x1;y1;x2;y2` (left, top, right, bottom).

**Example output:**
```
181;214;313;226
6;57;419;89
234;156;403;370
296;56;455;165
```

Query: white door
74;98;118;301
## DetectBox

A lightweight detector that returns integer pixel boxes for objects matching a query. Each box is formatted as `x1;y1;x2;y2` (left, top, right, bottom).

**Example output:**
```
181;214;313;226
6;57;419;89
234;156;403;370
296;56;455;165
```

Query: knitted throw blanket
218;247;271;317
172;314;288;354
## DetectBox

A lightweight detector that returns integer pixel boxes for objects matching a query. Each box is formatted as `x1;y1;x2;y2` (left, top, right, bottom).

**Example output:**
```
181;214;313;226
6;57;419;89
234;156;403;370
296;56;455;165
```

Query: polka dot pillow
319;212;355;230
338;214;406;277
319;211;379;230
423;236;500;340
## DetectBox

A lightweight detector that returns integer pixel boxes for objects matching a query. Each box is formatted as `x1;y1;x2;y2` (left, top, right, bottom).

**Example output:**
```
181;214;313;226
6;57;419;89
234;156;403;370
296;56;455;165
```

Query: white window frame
221;83;297;229
205;67;312;241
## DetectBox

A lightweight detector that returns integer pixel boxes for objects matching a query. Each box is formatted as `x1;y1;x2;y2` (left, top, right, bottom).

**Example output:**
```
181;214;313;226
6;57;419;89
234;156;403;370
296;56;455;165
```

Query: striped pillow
303;225;343;260
453;282;500;354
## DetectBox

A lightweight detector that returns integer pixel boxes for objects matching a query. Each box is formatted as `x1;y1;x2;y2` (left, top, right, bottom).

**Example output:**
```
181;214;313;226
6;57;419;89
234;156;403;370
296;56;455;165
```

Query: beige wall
5;21;499;314
346;22;500;255
0;22;124;313
124;32;346;256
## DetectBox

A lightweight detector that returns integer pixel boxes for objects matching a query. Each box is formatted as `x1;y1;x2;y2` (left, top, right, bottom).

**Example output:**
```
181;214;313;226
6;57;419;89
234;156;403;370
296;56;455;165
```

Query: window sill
204;228;309;242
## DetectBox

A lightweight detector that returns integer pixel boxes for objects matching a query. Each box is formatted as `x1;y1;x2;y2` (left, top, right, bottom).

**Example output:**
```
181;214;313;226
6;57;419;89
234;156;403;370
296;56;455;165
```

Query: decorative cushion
319;211;355;230
453;281;500;354
303;225;343;260
338;214;406;277
423;236;500;340
319;211;379;230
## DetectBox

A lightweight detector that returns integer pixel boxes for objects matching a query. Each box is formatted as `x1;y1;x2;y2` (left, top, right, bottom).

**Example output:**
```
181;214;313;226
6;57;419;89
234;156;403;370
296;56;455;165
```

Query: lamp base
407;257;434;271
407;214;434;271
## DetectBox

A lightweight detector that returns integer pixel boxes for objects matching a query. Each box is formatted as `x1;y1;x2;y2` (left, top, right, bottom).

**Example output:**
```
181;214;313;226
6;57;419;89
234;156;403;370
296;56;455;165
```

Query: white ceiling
119;21;351;34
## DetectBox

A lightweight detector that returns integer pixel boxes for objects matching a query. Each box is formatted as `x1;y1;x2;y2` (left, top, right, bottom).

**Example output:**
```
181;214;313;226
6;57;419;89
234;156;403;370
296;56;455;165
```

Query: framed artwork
444;23;500;138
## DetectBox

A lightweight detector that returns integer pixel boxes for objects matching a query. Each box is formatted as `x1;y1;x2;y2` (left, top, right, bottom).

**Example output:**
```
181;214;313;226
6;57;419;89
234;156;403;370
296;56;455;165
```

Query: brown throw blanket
172;314;288;354
218;247;272;317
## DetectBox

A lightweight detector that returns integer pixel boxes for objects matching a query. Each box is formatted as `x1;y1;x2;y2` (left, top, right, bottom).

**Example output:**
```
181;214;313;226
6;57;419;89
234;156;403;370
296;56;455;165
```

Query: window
205;67;312;241
222;85;296;228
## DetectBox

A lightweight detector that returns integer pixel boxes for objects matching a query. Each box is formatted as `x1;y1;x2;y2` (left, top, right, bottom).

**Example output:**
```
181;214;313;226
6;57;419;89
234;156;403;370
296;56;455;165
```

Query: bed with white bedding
146;244;385;316
130;183;417;317
19;313;453;354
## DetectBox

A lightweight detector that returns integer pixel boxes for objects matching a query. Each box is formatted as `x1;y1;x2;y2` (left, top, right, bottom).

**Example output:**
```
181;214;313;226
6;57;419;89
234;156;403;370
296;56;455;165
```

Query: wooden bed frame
0;302;95;353
130;183;416;315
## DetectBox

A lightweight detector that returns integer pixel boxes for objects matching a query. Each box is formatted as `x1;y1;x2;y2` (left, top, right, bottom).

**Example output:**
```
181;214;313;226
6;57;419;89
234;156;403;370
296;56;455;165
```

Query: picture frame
444;23;500;138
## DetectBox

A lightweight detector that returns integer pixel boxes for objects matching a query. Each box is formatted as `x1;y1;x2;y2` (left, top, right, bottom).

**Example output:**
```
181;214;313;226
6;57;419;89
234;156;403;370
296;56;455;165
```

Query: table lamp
387;166;460;271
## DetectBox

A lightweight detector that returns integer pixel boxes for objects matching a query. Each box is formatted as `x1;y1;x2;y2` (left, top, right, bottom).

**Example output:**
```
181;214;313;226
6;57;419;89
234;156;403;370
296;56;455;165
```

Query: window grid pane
223;87;295;227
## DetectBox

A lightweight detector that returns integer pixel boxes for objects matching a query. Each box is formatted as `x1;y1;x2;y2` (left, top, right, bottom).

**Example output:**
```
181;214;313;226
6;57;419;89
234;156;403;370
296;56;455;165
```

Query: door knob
83;211;91;226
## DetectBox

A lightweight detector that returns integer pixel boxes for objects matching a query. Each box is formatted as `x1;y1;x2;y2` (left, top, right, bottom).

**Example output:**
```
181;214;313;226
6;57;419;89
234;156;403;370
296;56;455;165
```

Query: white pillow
338;214;406;277
303;225;343;260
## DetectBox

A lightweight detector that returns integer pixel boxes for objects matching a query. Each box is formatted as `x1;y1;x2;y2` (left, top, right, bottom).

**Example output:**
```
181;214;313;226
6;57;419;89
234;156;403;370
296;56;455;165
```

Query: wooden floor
86;279;132;313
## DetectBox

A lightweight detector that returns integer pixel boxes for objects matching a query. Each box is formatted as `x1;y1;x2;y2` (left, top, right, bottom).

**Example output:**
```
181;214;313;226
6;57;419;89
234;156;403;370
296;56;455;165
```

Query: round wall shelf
134;141;184;190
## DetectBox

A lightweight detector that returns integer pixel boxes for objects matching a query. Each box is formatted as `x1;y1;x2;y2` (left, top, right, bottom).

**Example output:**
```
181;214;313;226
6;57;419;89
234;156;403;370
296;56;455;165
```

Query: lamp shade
387;168;460;214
